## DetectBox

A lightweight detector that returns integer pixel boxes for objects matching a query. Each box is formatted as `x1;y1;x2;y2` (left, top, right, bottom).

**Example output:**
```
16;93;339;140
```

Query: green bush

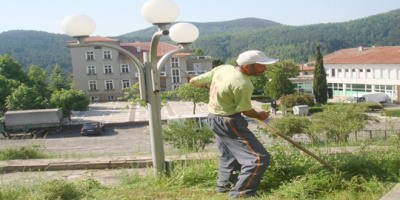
365;103;383;111
163;119;215;151
0;145;47;160
381;109;400;117
279;93;315;108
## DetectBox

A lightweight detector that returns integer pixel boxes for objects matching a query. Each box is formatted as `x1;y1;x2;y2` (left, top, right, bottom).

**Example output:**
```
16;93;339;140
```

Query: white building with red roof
66;37;212;101
323;46;400;103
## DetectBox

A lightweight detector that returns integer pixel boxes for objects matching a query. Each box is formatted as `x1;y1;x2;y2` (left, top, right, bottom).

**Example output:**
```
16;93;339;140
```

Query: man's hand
242;109;269;120
189;78;210;89
257;111;270;120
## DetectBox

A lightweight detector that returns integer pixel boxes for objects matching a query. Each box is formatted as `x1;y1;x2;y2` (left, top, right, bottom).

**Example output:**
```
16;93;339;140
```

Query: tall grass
0;145;48;161
1;143;399;199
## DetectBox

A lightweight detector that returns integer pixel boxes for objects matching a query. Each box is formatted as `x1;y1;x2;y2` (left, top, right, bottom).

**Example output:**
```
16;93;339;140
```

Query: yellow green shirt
193;65;254;116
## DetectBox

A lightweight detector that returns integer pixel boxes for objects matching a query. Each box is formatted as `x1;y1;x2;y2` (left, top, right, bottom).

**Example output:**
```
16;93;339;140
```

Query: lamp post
62;0;199;176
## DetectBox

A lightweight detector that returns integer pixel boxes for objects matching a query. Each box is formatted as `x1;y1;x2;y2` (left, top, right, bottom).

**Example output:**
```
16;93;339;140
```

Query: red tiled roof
66;37;120;44
323;46;400;64
297;64;314;71
66;36;190;58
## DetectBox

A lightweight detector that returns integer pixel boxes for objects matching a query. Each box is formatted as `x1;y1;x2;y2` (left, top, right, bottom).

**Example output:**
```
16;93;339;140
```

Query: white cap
236;50;279;65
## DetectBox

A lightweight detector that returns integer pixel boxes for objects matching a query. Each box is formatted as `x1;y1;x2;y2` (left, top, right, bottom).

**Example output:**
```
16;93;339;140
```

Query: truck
345;92;388;104
0;108;64;138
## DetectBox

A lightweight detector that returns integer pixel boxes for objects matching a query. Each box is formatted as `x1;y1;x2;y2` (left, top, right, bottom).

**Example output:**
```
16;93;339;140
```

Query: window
104;65;113;74
337;69;342;77
86;51;94;60
172;84;180;90
107;96;114;100
171;69;181;83
358;69;364;78
345;69;350;78
89;80;97;91
351;69;356;78
87;66;96;75
389;69;395;79
122;80;130;88
398;69;400;79
374;69;379;79
103;50;112;60
105;80;114;90
325;69;329;77
171;57;179;68
121;64;129;73
366;69;371;78
381;69;387;79
331;69;335;77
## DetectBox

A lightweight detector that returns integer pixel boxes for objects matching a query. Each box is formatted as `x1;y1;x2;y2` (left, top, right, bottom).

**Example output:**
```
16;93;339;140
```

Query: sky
1;0;400;37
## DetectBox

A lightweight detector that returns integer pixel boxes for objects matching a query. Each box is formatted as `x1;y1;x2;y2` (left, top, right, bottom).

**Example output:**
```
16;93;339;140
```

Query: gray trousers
207;113;270;198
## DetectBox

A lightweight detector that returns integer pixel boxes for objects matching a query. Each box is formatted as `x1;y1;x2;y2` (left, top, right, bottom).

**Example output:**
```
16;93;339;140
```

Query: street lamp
62;0;199;176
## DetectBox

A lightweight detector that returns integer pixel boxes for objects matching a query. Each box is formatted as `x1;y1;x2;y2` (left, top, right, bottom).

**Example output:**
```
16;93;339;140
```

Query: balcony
187;55;212;60
186;70;206;76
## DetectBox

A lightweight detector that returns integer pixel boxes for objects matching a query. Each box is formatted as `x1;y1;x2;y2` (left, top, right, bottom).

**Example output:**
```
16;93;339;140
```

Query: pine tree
313;44;328;104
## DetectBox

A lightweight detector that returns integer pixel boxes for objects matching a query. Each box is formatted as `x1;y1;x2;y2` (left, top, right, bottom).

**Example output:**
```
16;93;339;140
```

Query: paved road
0;101;272;156
1;101;399;157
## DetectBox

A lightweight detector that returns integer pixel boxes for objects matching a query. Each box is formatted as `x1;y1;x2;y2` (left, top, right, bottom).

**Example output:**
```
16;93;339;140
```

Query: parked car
81;122;104;136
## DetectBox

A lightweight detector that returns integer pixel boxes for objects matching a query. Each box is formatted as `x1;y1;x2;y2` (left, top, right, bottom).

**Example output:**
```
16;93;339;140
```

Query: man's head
236;50;278;76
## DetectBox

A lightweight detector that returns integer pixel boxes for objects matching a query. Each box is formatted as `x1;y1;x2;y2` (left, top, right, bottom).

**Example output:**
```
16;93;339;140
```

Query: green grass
1;143;399;199
0;145;48;161
381;109;400;117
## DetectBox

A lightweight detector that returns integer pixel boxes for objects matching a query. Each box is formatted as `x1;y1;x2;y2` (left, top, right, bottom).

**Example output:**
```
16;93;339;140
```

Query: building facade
324;46;400;103
67;37;212;101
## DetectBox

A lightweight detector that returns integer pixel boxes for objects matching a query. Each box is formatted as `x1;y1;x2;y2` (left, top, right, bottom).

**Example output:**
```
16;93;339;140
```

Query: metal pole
144;52;165;175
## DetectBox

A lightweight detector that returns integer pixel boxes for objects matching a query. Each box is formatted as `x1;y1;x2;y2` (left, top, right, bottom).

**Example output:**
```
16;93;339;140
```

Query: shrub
0;145;47;160
279;93;315;108
163;119;215;151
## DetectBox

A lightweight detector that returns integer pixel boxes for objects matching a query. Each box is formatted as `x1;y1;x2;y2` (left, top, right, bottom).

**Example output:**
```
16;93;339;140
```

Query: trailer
0;109;64;138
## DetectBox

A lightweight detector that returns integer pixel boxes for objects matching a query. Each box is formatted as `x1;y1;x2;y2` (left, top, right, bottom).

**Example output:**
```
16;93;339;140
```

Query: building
66;37;212;101
290;64;315;94
324;46;400;103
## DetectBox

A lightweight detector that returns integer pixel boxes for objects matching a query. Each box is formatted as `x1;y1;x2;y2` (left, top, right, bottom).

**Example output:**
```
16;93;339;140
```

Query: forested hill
0;9;400;73
0;30;72;72
191;8;400;63
120;18;282;42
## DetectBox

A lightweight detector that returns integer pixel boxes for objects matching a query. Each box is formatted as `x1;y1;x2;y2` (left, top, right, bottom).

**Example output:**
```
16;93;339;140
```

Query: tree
166;83;209;115
50;89;90;116
27;65;50;100
0;54;28;83
212;58;225;68
307;103;371;143
49;64;69;91
251;73;269;92
268;114;317;143
194;48;206;56
264;68;295;100
265;60;299;79
6;84;44;110
313;44;328;104
0;76;20;112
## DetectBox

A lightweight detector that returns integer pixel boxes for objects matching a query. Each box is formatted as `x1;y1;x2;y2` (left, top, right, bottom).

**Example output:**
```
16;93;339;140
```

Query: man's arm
189;78;209;89
242;109;270;120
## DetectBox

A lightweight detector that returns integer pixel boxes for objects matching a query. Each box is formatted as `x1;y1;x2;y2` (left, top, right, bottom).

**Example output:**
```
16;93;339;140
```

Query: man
190;50;278;198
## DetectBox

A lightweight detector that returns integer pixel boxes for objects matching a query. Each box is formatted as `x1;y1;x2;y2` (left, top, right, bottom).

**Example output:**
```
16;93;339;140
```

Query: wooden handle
253;118;340;173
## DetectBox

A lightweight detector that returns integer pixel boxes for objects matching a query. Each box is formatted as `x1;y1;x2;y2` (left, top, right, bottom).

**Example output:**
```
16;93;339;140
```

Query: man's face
247;63;267;76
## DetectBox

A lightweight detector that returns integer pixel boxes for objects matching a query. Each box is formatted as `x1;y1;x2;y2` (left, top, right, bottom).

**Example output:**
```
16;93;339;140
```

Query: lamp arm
67;42;147;102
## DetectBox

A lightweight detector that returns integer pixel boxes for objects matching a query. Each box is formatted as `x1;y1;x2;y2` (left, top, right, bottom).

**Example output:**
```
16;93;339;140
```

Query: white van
345;92;388;104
